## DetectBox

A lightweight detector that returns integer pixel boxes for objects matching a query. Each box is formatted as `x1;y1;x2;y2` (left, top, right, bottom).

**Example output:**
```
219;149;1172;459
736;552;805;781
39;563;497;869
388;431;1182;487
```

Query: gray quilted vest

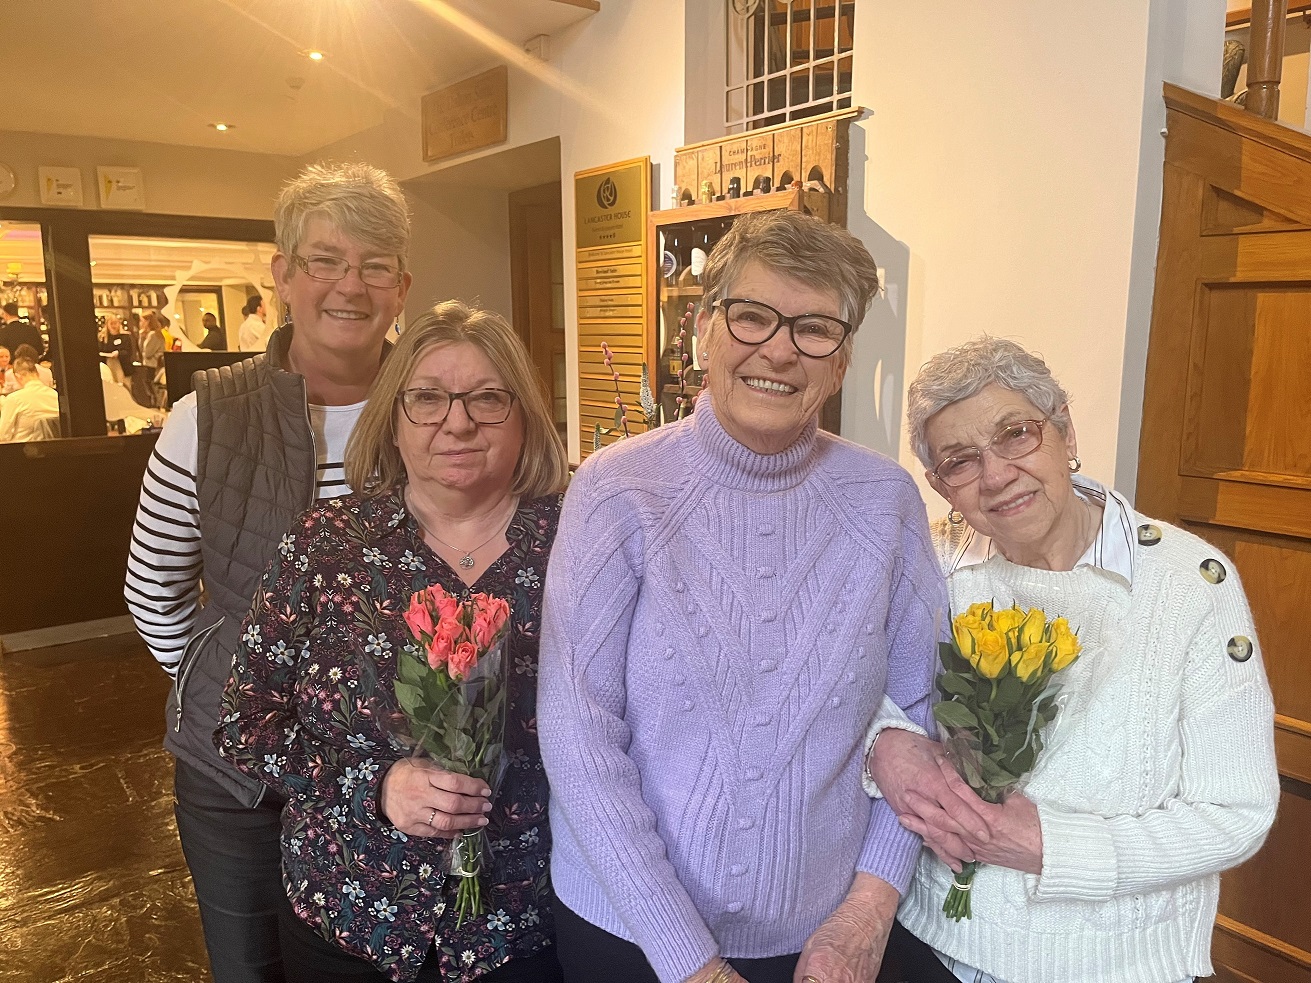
162;326;315;806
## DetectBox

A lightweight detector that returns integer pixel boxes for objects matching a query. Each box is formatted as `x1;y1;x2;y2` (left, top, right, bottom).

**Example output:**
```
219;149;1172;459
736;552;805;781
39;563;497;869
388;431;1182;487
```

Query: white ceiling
1;0;598;158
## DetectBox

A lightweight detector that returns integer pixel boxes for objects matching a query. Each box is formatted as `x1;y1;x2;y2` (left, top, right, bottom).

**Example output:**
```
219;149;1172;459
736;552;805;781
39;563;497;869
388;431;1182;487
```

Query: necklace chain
411;499;516;570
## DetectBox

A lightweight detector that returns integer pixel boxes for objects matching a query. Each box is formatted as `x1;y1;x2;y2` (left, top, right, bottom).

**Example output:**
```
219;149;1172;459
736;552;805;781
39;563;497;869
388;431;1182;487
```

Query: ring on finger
426;808;437;826
802;976;823;983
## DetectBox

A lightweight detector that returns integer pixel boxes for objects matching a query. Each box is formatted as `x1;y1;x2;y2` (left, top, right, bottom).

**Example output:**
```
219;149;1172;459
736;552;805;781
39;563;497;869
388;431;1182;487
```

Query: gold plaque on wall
421;65;509;163
575;158;648;249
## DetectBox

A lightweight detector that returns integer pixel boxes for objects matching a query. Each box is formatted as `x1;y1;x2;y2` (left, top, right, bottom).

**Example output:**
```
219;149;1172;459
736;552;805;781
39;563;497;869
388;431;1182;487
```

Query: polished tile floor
0;634;210;982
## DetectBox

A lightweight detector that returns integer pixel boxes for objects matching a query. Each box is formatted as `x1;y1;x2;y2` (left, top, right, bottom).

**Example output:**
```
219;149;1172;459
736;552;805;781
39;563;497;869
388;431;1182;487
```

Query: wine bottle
661;228;682;285
690;225;712;285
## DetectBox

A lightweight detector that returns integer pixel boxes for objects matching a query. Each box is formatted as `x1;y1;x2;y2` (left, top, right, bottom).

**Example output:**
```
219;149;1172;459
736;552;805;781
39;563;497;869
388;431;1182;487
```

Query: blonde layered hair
345;301;568;499
274;161;411;271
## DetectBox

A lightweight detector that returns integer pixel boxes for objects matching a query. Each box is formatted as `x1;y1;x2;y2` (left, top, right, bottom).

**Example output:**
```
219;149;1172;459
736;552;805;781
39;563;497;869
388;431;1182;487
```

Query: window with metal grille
726;0;855;133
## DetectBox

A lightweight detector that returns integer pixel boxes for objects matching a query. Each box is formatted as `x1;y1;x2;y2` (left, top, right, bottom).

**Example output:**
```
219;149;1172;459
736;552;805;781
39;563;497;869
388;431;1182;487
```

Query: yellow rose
1018;607;1047;648
952;613;986;654
992;607;1025;635
970;629;1009;679
964;601;994;624
1011;641;1051;683
1050;617;1082;671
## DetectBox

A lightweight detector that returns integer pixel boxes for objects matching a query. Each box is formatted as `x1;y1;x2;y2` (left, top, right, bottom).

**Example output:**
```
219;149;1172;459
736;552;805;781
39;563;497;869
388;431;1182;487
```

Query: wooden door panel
1142;86;1311;983
1218;785;1311;956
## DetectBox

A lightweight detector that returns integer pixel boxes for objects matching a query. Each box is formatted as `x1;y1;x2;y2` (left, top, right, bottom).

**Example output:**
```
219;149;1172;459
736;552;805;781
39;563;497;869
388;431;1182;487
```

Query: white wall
840;0;1223;514
402;184;513;322
0;129;297;219
308;2;686;462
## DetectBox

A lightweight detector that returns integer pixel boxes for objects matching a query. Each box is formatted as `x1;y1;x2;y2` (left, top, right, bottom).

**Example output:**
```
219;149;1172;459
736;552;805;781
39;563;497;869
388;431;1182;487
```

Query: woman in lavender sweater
539;211;946;983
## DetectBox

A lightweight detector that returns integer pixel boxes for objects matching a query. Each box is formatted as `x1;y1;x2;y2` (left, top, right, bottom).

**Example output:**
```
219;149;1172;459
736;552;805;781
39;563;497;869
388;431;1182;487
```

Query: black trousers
876;923;960;983
554;902;799;983
174;759;287;983
278;889;564;983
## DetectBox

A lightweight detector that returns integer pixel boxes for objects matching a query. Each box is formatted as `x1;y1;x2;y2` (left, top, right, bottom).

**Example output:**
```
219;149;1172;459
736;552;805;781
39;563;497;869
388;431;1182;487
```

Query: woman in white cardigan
865;337;1279;983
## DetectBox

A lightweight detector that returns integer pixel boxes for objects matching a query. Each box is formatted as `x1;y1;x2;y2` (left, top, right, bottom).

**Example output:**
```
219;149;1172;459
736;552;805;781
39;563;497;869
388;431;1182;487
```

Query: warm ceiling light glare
210;122;233;131
307;50;325;61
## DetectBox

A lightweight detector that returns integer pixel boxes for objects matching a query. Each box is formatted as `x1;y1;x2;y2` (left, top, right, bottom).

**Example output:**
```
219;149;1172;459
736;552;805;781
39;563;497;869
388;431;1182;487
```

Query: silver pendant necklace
411;499;516;570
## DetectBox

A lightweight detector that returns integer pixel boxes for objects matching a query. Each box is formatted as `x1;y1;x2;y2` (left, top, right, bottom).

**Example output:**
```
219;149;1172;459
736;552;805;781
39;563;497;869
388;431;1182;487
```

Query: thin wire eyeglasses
292;253;404;288
713;298;852;359
930;419;1048;487
397;388;518;427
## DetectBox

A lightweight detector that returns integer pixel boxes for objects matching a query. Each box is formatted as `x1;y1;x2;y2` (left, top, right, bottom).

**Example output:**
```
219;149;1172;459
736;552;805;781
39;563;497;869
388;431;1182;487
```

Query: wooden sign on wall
421;65;508;163
574;157;651;459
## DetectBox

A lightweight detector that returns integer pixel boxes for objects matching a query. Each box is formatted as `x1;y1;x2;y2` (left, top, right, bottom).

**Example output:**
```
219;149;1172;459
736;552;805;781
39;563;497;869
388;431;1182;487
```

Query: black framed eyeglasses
292;253;404;289
931;419;1048;487
713;298;852;359
397;388;517;426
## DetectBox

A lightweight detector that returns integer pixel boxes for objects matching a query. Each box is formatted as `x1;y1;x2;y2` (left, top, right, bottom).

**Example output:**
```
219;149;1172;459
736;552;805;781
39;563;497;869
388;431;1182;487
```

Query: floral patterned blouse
216;489;561;983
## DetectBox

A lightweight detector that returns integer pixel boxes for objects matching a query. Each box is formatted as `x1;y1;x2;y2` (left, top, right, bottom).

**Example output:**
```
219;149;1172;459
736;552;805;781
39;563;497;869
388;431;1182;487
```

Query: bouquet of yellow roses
933;601;1082;920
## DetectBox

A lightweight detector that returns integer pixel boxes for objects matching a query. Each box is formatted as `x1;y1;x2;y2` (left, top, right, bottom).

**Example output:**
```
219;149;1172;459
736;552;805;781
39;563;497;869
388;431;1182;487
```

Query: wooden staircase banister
1246;0;1289;119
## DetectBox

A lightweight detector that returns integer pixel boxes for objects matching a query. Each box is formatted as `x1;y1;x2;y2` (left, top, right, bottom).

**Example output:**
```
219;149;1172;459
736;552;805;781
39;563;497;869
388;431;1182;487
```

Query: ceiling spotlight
209;122;233;131
307;50;325;61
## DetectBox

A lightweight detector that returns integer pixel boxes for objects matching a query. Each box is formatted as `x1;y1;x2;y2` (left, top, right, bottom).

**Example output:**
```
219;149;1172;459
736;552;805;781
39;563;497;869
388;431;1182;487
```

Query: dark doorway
509;183;565;439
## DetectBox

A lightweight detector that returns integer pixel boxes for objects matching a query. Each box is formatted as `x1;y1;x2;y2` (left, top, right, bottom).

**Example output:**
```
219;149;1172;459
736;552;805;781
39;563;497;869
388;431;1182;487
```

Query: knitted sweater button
681;700;694;711
737;816;755;830
830;696;842;708
674;581;686;593
729;864;747;876
696;625;709;637
744;767;762;781
726;901;744;913
855;646;866;659
758;658;777;672
757;566;775;578
753;713;771;726
756;523;774;535
760;609;776;622
672;674;686;686
663;647;675;660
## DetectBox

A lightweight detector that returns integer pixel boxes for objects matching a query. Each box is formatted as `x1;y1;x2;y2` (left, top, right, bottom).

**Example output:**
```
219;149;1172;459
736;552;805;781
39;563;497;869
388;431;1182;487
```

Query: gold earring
1068;456;1081;473
948;509;965;525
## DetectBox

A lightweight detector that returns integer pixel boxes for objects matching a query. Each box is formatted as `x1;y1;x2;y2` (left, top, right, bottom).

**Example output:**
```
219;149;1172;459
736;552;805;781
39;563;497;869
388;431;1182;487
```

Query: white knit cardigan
893;511;1279;983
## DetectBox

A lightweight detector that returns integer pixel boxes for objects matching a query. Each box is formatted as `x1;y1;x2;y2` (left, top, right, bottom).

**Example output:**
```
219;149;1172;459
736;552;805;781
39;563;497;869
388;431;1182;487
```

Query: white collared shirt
942;474;1136;587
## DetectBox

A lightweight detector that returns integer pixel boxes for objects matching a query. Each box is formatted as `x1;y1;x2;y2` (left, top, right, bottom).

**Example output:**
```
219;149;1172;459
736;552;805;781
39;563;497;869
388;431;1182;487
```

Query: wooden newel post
1247;0;1289;119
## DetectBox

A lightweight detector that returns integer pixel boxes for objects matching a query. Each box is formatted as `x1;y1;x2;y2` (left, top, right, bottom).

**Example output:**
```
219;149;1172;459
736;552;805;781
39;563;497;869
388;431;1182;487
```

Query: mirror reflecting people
238;294;270;352
198;311;228;351
0;355;60;441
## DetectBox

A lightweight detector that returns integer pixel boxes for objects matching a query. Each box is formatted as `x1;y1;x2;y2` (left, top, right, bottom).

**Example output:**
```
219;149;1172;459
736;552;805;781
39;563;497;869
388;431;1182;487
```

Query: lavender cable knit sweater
539;396;947;983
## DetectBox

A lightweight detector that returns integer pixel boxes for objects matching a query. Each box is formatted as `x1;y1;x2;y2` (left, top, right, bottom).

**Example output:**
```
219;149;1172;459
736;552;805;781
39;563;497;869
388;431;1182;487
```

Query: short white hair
907;336;1072;469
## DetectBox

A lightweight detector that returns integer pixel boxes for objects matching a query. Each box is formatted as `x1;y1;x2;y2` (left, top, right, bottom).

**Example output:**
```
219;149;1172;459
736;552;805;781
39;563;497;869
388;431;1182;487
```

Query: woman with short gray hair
867;337;1279;983
541;209;945;983
126;160;413;983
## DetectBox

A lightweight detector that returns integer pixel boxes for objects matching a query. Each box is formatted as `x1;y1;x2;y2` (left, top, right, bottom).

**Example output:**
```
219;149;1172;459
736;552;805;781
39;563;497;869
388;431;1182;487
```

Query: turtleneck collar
686;392;819;492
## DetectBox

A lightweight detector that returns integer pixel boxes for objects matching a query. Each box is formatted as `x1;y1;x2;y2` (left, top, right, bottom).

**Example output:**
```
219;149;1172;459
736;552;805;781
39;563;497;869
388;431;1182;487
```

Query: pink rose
448;640;479;680
471;611;498;649
426;631;453;670
404;592;435;642
433;592;461;628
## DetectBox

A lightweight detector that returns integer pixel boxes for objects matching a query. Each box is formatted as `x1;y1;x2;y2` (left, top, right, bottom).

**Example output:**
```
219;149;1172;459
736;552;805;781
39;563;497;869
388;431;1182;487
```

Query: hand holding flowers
930;600;1082;919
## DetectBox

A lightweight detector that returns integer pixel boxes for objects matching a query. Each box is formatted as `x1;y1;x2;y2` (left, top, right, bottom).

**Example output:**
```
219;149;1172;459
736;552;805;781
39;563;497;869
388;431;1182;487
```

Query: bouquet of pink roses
395;584;512;925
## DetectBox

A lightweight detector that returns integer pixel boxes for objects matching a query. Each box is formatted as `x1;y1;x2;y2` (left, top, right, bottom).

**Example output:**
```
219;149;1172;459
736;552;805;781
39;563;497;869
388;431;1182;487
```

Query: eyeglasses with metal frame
292;253;405;289
713;298;852;359
397;388;518;426
930;418;1048;487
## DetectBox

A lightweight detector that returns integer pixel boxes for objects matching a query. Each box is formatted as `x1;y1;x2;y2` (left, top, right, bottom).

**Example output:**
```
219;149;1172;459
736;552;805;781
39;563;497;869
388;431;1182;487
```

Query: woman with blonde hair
126;160;414;983
218;301;569;983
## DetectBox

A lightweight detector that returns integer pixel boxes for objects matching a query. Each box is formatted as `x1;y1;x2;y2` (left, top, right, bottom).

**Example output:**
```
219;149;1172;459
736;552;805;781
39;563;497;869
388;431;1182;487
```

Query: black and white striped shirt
124;392;365;675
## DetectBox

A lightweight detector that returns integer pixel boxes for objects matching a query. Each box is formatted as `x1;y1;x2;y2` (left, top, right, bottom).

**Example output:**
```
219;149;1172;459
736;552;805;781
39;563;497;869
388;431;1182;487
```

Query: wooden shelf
1227;3;1311;28
663;286;704;298
651;188;829;228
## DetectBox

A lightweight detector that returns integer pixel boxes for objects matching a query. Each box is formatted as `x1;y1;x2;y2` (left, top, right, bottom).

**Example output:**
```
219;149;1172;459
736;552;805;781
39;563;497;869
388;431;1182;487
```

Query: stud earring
282;305;293;327
948;509;965;525
1068;456;1081;473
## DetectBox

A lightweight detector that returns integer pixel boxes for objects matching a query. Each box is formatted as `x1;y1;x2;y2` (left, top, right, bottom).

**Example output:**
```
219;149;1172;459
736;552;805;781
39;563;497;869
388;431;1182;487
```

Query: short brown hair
700;210;880;364
345;301;568;499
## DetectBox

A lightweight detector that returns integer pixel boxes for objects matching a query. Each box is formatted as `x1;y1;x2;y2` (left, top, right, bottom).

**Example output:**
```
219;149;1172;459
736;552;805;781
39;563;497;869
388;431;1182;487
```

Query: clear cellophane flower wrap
932;602;1082;920
372;586;512;926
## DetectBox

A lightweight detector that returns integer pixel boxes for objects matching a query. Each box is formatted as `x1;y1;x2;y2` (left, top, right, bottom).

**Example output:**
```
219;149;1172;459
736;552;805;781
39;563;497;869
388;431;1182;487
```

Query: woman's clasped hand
378;757;491;839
